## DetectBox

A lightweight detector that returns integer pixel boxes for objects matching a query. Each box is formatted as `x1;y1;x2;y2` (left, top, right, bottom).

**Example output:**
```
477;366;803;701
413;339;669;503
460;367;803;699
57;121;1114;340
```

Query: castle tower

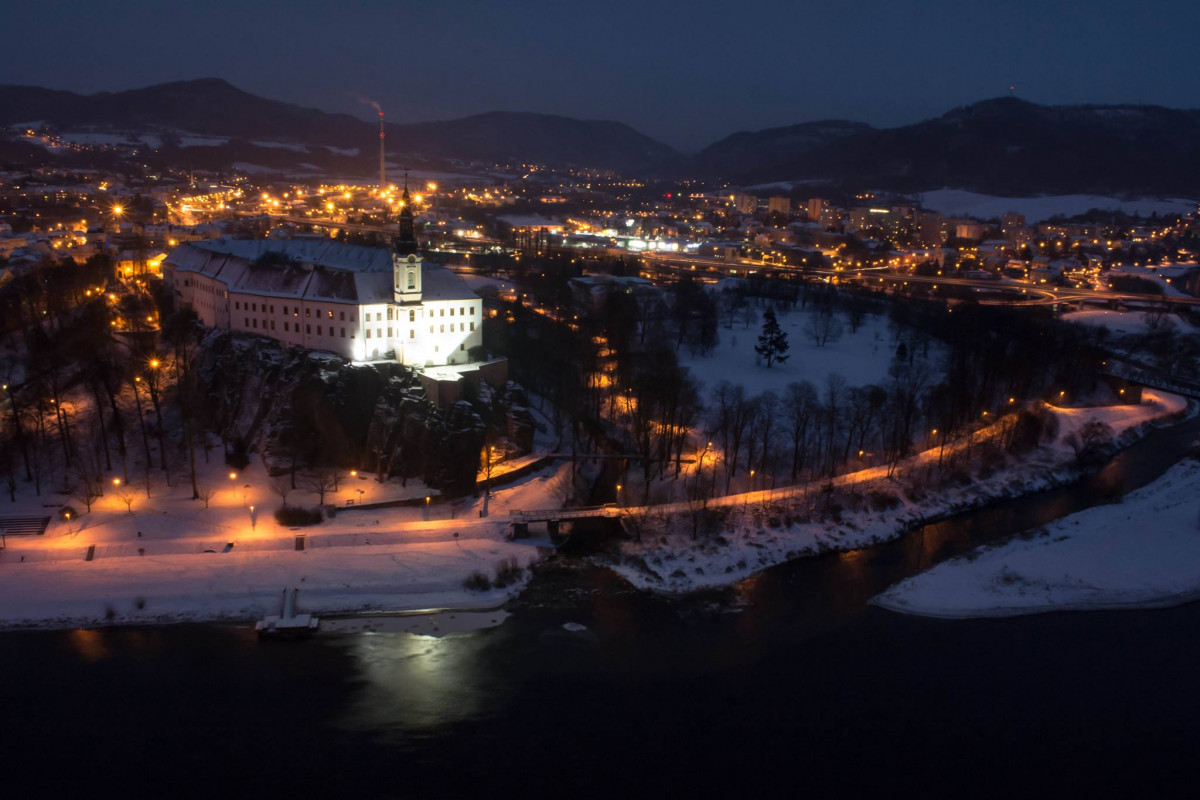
393;176;422;303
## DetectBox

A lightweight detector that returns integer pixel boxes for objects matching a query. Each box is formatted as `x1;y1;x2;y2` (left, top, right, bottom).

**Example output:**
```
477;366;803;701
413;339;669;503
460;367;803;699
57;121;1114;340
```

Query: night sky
4;0;1198;151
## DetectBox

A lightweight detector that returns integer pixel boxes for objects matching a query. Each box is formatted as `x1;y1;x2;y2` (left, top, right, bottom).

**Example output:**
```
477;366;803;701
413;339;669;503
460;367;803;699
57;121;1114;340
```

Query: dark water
3;418;1199;798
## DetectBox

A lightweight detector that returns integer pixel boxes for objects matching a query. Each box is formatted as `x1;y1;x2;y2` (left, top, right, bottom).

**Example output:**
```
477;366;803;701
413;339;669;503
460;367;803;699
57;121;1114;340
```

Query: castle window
387;307;393;321
235;301;240;310
317;325;322;335
271;320;275;330
470;322;475;331
282;306;288;315
305;308;311;317
440;324;444;333
252;319;257;329
470;306;475;315
366;329;371;339
409;310;415;322
341;328;346;338
449;308;454;317
252;303;257;312
407;272;416;290
244;317;249;327
387;327;393;337
284;322;289;332
409;329;414;339
439;309;444;317
340;311;345;321
270;305;275;314
306;324;311;334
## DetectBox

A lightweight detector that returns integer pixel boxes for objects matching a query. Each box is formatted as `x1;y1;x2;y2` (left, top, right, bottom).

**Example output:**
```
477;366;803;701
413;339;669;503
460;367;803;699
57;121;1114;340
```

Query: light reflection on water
335;626;509;738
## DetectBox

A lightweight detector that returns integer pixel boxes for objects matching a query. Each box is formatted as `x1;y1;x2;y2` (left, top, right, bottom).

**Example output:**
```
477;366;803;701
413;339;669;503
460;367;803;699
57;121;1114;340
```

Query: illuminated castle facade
163;186;483;366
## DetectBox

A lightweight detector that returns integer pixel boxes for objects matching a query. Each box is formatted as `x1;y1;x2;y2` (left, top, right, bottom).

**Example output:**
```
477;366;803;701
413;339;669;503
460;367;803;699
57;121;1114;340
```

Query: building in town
162;185;483;366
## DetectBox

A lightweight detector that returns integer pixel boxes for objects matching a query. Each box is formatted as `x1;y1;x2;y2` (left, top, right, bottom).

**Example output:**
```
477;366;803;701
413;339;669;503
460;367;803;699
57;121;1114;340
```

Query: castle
162;185;483;366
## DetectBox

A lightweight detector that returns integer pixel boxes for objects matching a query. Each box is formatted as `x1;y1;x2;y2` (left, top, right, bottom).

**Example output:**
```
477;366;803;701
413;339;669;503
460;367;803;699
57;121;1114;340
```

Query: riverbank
0;537;538;631
873;456;1200;618
601;391;1193;593
0;453;576;631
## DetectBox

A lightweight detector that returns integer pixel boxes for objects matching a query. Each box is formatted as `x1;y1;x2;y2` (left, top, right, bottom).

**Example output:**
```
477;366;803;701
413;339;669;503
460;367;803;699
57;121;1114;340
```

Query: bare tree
804;308;843;347
71;467;102;513
271;477;294;507
196;486;217;509
301;469;338;505
116;486;137;513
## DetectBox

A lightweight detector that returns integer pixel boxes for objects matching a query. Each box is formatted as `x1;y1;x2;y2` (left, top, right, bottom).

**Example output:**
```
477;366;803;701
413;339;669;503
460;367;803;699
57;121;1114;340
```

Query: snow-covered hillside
916;189;1197;223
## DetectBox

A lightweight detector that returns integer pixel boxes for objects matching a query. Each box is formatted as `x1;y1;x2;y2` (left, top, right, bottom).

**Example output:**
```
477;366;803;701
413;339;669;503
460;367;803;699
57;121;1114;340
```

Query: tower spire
394;167;418;256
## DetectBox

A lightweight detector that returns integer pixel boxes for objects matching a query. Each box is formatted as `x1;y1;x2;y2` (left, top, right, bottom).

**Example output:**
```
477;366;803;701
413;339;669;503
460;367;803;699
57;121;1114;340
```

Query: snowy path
605;391;1192;593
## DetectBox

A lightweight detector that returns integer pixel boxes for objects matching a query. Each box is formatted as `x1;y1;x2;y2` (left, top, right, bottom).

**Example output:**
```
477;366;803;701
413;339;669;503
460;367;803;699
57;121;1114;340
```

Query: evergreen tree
754;307;790;368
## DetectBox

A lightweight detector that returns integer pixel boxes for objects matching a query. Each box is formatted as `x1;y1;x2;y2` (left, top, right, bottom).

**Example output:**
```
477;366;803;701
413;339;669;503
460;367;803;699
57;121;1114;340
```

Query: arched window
407;271;416;290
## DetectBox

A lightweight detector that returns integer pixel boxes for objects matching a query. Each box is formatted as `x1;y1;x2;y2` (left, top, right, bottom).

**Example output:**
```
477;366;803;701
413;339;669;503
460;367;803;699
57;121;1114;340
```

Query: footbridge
508;504;621;539
1101;360;1200;401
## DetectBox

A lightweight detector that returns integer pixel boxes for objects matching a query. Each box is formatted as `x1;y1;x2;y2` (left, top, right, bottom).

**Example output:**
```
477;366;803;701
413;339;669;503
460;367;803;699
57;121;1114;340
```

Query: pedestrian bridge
1102;361;1200;401
508;505;621;539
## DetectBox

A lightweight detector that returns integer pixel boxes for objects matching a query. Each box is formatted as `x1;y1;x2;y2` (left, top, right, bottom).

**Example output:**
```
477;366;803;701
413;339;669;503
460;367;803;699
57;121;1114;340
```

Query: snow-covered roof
164;237;479;306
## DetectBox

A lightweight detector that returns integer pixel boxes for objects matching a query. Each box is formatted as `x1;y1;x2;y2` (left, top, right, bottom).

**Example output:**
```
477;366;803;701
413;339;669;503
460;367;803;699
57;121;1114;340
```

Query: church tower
393;177;422;304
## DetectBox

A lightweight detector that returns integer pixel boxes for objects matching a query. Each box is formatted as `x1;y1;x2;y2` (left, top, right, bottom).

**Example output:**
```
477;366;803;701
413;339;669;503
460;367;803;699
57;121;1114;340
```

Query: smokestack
378;111;386;191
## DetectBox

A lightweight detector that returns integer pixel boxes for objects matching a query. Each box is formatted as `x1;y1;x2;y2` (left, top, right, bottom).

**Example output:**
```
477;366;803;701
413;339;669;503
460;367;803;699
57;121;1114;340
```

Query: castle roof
163;237;477;306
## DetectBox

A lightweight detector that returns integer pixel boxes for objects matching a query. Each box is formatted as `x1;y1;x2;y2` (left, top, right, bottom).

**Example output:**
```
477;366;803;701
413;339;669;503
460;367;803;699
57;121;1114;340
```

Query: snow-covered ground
1063;309;1200;336
916;189;1197;223
681;310;935;394
605;391;1192;593
874;458;1200;618
0;446;572;630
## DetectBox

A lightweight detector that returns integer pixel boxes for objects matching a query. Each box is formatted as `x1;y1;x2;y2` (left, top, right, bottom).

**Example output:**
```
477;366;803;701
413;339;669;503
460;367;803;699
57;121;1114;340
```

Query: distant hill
675;120;873;181
0;79;679;173
684;97;1200;195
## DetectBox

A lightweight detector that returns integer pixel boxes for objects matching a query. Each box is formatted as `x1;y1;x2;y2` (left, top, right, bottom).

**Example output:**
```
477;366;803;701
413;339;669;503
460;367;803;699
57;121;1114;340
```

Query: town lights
229;472;237;480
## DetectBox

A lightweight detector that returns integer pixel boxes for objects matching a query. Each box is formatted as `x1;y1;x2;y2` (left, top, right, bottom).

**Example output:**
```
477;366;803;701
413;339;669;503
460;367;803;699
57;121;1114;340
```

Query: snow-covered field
605;391;1192;593
0;448;572;630
681;311;933;394
1063;309;1200;336
874;458;1200;618
916;189;1197;223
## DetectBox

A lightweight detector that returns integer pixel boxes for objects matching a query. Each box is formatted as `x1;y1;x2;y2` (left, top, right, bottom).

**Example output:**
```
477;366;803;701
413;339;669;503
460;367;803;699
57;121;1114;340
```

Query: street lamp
249;505;256;530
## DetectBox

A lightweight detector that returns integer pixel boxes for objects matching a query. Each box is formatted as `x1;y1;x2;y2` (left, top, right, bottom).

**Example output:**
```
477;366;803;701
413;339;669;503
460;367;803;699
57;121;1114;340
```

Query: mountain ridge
0;78;680;172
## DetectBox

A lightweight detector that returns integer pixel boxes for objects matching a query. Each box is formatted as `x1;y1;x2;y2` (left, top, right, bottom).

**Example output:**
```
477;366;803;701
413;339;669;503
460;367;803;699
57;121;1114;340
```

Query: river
3;417;1198;798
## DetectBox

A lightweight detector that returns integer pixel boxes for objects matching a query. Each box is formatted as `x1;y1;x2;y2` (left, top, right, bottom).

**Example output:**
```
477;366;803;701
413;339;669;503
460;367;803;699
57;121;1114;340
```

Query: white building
162;189;483;365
